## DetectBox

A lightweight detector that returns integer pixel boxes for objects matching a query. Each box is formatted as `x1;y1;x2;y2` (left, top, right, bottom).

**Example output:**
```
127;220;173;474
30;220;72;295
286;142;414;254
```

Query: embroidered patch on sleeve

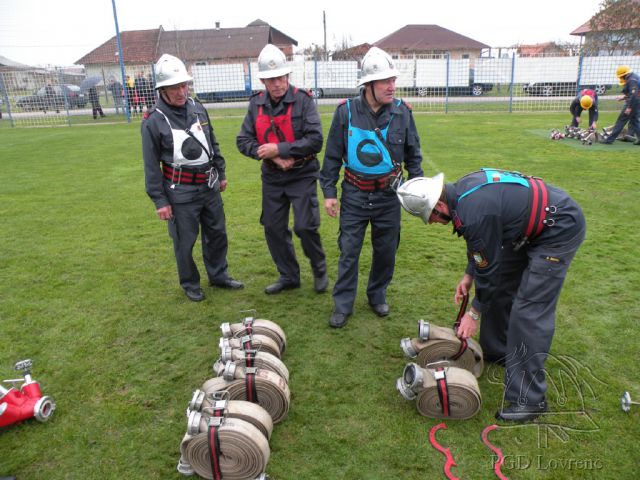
472;251;489;269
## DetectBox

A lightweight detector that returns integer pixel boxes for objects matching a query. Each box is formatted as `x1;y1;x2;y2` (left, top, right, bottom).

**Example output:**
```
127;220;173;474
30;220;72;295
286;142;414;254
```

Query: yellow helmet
616;65;632;85
580;95;593;110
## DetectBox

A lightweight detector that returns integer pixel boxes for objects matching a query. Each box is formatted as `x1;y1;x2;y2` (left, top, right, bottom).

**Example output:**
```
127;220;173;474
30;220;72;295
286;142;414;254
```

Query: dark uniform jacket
320;91;424;199
141;95;226;210
236;85;323;182
444;171;584;313
622;72;640;110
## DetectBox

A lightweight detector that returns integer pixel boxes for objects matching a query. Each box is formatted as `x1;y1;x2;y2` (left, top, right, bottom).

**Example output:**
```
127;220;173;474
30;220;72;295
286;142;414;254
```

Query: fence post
58;68;72;126
508;53;515;114
576;49;585;96
0;73;15;127
313;54;319;106
445;53;450;114
111;0;131;122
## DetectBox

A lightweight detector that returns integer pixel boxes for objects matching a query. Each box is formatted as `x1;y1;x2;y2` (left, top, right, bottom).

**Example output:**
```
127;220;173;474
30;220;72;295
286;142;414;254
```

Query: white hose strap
215;349;290;383
189;398;274;440
202;368;290;424
180;418;270;480
221;318;287;355
400;322;484;378
397;363;481;420
219;334;282;359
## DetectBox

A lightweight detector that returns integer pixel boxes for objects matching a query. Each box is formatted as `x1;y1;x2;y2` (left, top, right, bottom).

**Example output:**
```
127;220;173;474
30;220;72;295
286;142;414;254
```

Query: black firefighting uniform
569;89;598;127
606;72;640;141
236;85;326;285
444;170;586;406
320;92;423;314
142;94;232;292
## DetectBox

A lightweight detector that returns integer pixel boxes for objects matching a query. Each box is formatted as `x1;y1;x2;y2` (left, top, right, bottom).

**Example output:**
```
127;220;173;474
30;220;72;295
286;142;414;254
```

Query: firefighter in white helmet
319;46;424;328
237;44;328;295
398;168;586;422
142;53;244;301
602;65;640;144
569;88;598;130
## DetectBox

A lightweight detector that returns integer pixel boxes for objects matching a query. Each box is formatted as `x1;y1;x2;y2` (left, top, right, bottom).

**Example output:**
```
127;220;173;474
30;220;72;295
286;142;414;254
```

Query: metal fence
1;52;639;128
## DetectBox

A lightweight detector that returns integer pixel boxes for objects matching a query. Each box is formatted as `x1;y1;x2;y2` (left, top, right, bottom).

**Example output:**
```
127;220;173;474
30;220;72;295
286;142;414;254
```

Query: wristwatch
468;310;480;321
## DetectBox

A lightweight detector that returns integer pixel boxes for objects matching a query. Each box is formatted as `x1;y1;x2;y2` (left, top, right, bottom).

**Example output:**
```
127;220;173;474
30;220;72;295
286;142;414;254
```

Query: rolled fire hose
401;320;484;378
214;347;290;384
396;362;481;420
202;363;290;424
219;334;282;359
188;391;274;440
221;317;287;355
179;416;270;480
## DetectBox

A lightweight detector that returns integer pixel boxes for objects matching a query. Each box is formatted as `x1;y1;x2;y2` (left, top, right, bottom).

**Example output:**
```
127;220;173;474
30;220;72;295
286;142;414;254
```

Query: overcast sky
0;0;604;66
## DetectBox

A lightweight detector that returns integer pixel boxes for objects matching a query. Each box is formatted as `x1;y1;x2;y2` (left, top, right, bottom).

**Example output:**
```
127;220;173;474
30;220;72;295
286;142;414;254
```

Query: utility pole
323;10;328;61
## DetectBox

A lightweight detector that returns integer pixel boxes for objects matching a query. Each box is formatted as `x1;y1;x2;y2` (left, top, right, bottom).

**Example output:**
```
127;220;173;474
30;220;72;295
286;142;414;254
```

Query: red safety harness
162;163;209;185
514;176;552;250
344;166;402;192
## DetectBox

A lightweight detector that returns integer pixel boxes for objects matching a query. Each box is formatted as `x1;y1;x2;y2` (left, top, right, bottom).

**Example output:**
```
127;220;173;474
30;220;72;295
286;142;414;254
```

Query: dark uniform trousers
261;174;325;284
333;183;400;314
481;222;586;406
167;186;229;291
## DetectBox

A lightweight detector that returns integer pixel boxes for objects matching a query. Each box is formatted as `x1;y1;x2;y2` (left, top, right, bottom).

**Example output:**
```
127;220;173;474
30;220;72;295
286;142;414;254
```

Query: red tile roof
374;25;489;52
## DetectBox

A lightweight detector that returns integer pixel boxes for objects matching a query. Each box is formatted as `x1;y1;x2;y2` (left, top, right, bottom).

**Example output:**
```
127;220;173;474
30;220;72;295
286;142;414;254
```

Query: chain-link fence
1;52;639;127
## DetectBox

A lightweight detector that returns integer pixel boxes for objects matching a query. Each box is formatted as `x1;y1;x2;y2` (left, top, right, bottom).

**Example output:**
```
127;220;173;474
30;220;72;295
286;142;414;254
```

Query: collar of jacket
355;90;403;117
256;85;296;107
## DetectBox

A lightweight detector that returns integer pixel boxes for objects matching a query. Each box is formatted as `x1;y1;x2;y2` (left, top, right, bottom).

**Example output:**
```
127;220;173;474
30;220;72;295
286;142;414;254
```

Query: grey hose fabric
202;366;290;424
219;335;282;359
221;318;287;355
214;348;290;384
179;417;270;480
401;321;484;378
396;363;481;420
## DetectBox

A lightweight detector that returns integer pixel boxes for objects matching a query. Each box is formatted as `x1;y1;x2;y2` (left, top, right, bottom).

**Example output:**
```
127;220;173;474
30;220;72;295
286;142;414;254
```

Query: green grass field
1;111;638;479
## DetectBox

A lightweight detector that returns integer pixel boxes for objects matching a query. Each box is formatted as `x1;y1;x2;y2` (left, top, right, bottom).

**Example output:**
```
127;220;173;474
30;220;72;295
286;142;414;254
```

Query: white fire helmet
358;47;398;86
154;54;192;89
396;173;445;224
257;44;291;79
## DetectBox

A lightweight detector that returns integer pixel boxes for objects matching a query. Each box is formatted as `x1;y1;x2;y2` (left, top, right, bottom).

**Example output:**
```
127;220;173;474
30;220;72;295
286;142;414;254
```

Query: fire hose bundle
550;126;600;145
177;314;289;479
396;296;483;420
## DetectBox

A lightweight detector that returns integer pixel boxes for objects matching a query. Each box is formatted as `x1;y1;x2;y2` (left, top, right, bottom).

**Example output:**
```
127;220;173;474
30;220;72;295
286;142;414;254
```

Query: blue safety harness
345;99;401;175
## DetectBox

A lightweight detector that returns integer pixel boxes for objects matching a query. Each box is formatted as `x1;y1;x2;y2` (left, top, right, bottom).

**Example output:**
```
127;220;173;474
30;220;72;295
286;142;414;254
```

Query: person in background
108;77;124;112
320;47;424;328
236;44;328;296
125;75;136;114
602;65;640;145
135;71;154;113
569;88;598;129
88;86;105;119
397;168;586;422
141;54;243;301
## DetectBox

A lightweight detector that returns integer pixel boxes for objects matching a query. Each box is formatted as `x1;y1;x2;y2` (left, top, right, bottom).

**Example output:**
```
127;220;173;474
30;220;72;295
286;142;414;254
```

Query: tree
585;0;640;55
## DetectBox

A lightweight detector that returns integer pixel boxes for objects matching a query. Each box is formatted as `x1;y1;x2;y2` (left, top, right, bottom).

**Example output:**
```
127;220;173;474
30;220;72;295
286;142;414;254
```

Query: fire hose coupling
621;391;640;412
189;390;206;412
400;338;418;358
418;319;431;340
396;363;423;400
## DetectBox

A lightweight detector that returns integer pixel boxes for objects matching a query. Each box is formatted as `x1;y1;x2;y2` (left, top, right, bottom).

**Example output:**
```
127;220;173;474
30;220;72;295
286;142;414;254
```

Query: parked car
16;84;87;111
414;70;493;97
522;82;609;96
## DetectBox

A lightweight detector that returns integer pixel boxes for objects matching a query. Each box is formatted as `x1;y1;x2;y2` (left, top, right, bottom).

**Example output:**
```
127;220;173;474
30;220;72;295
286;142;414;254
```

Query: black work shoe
313;273;329;293
210;277;244;289
329;312;350;328
264;280;300;295
185;288;205;302
496;401;547;422
369;303;390;317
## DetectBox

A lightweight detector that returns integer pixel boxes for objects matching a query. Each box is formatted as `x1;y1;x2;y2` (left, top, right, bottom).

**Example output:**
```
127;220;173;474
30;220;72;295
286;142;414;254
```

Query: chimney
215;21;220;30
